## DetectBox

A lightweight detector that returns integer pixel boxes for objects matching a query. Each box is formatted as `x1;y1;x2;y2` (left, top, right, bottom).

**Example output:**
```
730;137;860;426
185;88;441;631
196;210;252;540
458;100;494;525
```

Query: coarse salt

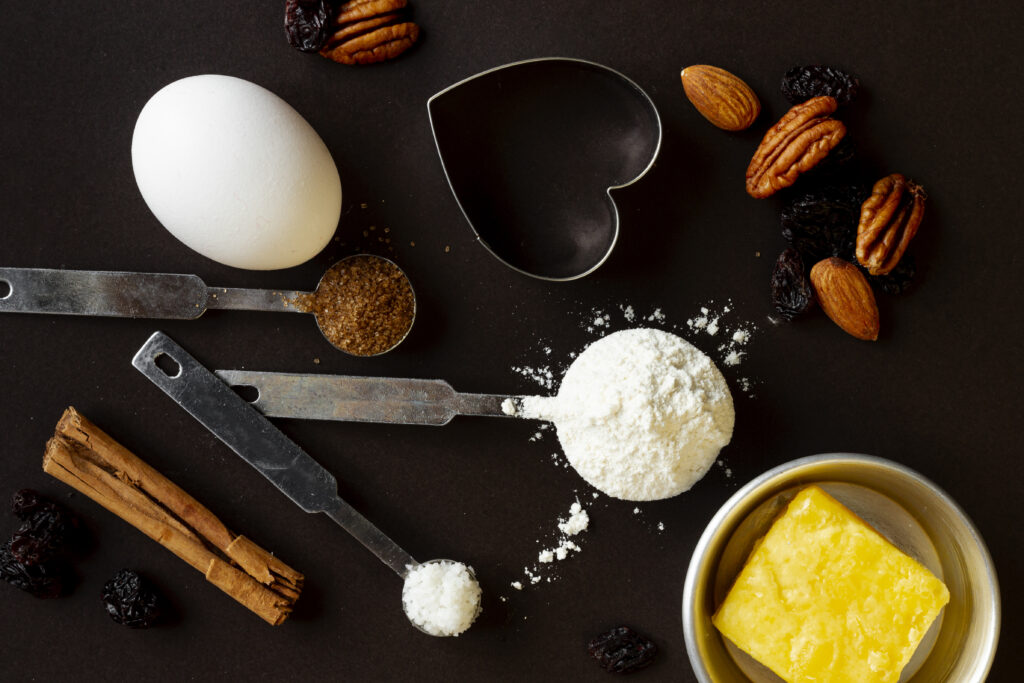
402;561;481;637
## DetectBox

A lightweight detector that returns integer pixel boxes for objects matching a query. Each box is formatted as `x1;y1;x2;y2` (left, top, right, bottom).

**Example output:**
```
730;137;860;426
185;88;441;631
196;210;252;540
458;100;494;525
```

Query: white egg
131;75;342;270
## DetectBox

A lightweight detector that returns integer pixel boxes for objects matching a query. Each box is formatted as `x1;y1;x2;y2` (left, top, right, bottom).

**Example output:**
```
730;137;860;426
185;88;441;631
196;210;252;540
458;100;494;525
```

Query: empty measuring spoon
132;331;479;636
0;254;415;355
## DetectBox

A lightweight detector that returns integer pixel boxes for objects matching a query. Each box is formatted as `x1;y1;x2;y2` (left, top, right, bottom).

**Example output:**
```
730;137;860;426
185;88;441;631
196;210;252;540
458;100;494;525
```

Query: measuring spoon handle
133;331;416;576
0;267;208;319
215;370;529;425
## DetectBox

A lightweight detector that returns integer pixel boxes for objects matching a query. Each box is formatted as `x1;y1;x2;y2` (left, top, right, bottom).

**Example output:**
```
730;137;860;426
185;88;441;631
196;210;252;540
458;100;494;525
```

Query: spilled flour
517;301;757;397
513;498;591;589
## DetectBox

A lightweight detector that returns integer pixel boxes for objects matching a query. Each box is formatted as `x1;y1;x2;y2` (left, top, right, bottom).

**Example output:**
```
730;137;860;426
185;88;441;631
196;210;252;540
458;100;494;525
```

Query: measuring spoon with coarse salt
0;254;415;356
132;331;480;637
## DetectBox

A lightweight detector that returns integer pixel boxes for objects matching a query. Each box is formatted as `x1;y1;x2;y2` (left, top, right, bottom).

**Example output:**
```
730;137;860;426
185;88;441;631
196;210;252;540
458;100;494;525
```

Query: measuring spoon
215;371;531;424
132;331;478;635
0;254;415;355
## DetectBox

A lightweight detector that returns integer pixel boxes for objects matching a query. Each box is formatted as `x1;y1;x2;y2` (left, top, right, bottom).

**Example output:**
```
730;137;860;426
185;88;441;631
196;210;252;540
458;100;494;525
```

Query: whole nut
680;65;760;131
856;173;926;275
319;0;419;65
810;257;880;341
745;96;846;198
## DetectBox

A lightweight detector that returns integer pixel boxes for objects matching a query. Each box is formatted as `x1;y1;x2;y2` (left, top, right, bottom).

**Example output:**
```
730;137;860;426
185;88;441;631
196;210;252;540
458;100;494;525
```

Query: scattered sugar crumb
732;329;750;344
538;550;554;563
633;507;640;515
511;581;522;590
724;350;744;366
657;522;665;531
621;305;636;322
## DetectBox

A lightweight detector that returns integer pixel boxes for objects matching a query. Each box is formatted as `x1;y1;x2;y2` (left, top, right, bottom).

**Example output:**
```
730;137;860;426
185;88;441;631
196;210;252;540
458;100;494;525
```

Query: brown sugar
295;255;415;356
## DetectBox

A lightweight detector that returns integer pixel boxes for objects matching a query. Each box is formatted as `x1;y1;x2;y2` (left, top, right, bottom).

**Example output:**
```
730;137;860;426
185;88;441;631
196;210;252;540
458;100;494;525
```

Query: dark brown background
0;1;1019;680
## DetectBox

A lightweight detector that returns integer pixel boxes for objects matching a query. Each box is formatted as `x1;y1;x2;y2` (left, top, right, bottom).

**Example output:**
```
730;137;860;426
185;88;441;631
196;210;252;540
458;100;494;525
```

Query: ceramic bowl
427;58;661;281
682;454;999;682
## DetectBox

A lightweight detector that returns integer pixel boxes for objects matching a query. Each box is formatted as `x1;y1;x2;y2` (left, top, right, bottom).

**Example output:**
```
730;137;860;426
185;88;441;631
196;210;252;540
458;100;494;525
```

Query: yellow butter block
712;485;949;683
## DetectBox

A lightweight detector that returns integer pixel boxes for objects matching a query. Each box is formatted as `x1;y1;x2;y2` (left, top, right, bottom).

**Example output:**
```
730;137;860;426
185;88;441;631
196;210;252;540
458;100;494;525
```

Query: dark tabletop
1;1;1020;680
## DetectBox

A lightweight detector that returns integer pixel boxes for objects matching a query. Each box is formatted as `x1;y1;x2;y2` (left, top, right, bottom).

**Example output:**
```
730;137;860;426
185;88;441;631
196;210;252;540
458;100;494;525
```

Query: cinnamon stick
42;407;303;625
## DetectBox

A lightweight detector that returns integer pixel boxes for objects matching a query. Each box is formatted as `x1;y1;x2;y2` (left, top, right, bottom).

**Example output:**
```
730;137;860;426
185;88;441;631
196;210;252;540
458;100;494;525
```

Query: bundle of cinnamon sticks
43;407;302;625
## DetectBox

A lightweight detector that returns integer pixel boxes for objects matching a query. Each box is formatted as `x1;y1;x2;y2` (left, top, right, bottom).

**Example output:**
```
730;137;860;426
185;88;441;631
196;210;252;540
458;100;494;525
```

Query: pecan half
745;96;846;198
855;173;926;275
319;0;419;65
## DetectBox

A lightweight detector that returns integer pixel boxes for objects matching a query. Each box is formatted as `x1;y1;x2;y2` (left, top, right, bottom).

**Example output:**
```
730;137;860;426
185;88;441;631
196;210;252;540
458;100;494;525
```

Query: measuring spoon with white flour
219;329;736;502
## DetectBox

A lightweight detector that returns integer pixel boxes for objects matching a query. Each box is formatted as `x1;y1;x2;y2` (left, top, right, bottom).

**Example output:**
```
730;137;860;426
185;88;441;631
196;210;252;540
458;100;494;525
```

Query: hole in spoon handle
154;353;182;379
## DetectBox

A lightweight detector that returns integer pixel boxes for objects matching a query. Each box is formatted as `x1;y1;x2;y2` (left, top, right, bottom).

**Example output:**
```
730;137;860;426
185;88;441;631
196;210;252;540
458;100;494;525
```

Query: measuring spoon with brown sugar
0;254;415;356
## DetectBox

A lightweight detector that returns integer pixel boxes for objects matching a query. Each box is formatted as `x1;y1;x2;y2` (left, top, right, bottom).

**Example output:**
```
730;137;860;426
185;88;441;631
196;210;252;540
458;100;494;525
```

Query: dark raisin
285;0;333;53
781;184;868;262
102;569;163;628
781;65;860;107
12;489;52;520
770;248;815;321
9;499;79;566
1;540;68;598
868;252;916;295
588;625;657;674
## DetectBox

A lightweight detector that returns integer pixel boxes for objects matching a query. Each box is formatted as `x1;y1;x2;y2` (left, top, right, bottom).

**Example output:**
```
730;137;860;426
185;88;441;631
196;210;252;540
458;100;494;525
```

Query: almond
809;258;880;341
680;65;761;131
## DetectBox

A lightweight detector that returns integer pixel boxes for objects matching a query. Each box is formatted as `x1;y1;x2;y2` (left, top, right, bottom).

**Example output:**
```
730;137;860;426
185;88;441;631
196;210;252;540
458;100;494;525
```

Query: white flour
512;498;591;589
512;329;734;501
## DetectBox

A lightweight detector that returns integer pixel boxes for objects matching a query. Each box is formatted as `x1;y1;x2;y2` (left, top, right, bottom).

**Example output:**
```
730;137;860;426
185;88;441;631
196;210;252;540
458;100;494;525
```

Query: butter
712;485;950;683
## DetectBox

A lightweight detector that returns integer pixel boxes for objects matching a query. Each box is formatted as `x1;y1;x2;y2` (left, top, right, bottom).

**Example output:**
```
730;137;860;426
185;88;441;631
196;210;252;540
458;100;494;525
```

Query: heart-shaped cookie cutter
428;58;662;281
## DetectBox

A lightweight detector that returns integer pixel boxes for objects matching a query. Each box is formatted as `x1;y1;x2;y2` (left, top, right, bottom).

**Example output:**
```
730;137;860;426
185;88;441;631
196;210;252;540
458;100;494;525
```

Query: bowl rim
426;56;663;282
682;453;1001;683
